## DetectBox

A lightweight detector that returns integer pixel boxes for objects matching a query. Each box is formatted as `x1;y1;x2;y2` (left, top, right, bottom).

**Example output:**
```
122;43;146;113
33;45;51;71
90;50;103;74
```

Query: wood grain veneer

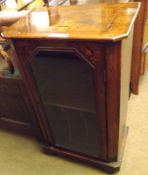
2;3;140;41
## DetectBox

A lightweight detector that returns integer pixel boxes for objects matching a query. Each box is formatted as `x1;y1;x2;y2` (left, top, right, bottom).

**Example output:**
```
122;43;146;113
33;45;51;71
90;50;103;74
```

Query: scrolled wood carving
71;42;104;66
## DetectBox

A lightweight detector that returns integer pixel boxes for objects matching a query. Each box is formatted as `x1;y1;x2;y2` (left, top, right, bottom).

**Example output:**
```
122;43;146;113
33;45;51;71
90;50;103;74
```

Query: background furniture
142;18;148;71
2;3;139;172
131;0;148;94
0;65;34;135
0;0;44;136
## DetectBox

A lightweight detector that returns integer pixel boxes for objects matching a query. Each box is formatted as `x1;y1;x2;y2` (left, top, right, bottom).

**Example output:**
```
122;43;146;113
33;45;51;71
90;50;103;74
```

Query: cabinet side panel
119;26;134;160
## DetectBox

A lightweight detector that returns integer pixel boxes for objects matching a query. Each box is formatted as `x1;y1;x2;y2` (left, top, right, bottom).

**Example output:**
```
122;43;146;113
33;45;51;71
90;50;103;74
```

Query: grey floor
0;70;148;175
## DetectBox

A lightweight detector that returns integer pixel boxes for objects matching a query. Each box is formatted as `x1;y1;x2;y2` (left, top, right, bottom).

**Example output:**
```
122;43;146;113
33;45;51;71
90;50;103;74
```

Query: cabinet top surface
2;2;140;41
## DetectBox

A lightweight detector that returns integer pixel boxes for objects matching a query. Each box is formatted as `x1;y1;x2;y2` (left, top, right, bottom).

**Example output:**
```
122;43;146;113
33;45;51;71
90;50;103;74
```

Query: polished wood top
2;3;140;41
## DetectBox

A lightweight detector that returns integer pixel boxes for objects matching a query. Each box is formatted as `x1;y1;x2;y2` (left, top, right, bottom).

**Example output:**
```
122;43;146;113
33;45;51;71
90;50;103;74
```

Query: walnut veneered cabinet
2;3;140;173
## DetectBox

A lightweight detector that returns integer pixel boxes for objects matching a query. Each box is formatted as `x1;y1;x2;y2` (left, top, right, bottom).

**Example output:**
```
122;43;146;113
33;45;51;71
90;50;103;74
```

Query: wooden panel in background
131;0;148;94
143;20;148;69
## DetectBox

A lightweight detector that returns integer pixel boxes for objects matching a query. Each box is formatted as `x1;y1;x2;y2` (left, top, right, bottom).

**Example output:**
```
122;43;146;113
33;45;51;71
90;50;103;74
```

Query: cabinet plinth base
42;126;128;173
43;145;120;173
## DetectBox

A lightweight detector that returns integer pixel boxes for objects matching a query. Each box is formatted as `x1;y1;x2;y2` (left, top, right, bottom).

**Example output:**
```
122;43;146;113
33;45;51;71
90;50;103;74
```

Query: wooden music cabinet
2;3;139;173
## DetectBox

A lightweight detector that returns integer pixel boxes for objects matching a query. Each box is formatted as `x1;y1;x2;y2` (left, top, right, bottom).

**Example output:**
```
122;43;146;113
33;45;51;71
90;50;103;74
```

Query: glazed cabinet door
13;40;107;161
